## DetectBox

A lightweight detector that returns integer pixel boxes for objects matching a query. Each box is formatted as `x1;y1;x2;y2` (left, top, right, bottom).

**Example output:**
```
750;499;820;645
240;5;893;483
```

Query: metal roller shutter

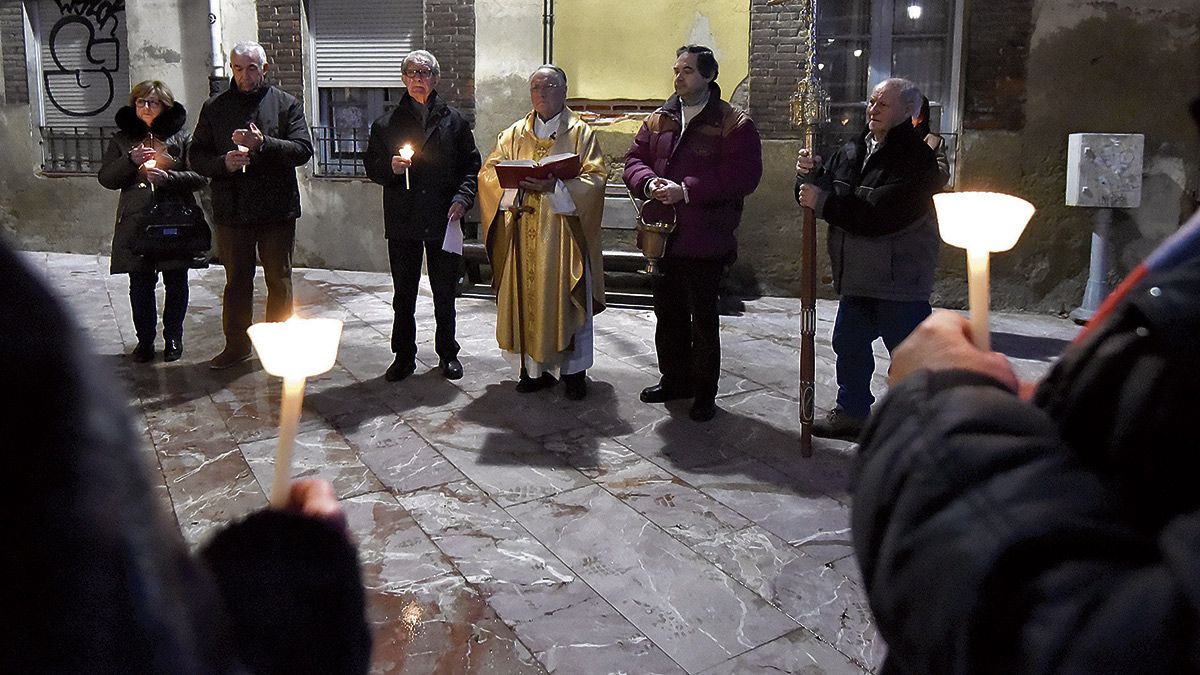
35;0;130;128
311;0;424;89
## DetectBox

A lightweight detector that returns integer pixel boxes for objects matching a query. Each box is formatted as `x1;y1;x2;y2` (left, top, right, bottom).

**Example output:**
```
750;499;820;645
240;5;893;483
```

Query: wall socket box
1065;133;1144;208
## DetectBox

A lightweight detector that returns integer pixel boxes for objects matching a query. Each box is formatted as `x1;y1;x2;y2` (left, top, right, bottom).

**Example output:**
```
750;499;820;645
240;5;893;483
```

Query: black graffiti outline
43;5;124;118
53;0;124;32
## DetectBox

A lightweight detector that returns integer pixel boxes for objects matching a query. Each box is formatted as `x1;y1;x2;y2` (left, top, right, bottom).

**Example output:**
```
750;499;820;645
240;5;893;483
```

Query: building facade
0;0;1196;312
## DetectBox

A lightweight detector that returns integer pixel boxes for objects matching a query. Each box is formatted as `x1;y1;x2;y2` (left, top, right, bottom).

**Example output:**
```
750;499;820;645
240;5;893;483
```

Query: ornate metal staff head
787;0;831;131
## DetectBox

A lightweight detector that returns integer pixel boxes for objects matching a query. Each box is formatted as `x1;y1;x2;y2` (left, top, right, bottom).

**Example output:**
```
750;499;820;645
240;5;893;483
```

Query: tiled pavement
24;251;1080;674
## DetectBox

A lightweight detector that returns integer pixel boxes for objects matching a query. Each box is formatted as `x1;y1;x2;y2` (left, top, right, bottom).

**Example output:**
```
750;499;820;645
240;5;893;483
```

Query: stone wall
1;2;27;105
426;0;476;123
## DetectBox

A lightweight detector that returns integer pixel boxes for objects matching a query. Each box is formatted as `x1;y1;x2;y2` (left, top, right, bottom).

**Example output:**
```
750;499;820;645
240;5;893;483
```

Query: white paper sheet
442;217;464;255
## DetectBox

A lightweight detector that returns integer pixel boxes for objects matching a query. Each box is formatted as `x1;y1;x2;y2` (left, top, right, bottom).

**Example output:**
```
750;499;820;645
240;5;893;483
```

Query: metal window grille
40;126;114;175
312;125;368;177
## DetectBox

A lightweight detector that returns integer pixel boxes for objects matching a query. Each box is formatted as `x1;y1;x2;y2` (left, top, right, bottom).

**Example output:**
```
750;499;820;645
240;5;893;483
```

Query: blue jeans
129;268;188;343
831;295;931;419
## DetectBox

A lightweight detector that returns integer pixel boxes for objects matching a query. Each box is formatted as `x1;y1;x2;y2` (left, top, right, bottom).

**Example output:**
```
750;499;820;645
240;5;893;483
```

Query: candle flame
399;144;415;160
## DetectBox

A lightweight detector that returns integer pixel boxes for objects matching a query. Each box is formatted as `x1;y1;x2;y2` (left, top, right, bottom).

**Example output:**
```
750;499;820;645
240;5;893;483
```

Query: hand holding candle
934;192;1035;350
246;315;343;508
142;158;157;192
398;144;414;189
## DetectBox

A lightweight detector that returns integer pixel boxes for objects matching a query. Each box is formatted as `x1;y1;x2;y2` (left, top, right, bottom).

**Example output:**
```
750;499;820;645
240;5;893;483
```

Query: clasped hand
887;310;1019;392
648;177;685;204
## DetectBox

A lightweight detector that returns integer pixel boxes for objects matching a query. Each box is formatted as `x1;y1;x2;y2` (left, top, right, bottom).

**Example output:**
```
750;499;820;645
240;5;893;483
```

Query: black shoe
209;346;253;369
440;357;463;380
639;384;694;404
563;371;587;400
515;372;556;393
689;399;717;422
163;339;183;362
384;358;417;382
812;407;867;440
131;341;155;363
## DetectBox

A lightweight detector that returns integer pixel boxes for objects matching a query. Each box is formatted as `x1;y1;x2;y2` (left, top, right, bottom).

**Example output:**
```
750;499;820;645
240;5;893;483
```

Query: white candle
399;144;414;189
934;192;1035;352
246;316;344;508
143;158;157;193
237;144;249;173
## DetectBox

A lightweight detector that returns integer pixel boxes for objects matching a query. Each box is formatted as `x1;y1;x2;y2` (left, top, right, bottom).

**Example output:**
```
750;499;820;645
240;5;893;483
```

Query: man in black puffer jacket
850;97;1200;675
795;77;943;439
190;41;313;370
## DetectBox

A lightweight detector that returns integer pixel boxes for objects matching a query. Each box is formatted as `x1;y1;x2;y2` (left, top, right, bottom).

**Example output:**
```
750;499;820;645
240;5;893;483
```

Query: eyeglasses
135;98;163;109
403;69;434;80
530;84;562;93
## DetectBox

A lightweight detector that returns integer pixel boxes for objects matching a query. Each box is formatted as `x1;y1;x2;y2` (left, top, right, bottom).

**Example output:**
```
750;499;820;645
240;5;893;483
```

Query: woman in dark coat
98;80;207;363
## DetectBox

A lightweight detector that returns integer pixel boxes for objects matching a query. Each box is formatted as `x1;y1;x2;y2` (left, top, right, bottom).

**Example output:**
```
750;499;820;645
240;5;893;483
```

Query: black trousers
652;258;724;402
128;268;188;343
387;238;461;363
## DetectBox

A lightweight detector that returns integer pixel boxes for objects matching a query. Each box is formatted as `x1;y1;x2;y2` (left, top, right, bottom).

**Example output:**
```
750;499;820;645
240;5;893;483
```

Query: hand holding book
494;152;582;189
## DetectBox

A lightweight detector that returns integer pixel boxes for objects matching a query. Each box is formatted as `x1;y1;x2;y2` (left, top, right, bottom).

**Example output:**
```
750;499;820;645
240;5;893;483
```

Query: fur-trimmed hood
114;101;188;138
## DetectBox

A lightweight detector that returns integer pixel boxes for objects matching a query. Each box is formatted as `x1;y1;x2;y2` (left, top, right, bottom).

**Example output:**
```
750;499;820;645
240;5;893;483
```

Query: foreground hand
285;478;347;530
519;176;557;193
231;122;264;152
391;155;413;174
447;201;466;221
888;310;1019;391
795;148;822;175
796;183;824;209
130;145;157;165
142;167;169;185
224;150;250;173
650;178;685;204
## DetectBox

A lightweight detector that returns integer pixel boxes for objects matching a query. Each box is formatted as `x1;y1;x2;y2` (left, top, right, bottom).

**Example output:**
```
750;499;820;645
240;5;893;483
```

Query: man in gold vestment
478;65;607;400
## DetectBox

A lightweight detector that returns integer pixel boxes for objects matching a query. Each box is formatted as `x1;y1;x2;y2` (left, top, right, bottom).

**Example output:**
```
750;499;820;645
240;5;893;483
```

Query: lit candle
934;192;1035;350
246;315;344;508
142;158;157;193
237;144;249;173
399;144;414;189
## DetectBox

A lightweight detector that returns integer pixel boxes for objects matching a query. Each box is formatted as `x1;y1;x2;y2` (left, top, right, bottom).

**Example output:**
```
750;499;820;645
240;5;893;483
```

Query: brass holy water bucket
629;193;677;276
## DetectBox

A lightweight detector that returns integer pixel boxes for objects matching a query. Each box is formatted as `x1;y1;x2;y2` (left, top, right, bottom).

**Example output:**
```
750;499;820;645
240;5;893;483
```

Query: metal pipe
208;0;225;94
543;0;554;63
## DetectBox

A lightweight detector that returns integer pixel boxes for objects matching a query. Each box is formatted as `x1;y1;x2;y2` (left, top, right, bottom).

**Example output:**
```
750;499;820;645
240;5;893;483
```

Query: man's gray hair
230;41;267;66
529;64;568;89
880;77;922;118
403;50;440;76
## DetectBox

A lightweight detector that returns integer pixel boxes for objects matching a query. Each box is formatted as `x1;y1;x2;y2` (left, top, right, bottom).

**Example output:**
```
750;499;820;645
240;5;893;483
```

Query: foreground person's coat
852;211;1200;674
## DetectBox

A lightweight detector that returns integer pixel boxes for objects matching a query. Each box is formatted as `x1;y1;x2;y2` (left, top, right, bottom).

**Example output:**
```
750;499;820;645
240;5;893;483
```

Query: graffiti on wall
44;0;126;118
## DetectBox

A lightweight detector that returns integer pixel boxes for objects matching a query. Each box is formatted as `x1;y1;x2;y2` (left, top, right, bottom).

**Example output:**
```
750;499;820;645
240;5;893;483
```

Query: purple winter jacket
623;83;763;262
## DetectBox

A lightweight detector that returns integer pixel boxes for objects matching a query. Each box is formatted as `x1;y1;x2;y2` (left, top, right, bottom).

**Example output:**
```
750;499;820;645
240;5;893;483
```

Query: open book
494;152;582;189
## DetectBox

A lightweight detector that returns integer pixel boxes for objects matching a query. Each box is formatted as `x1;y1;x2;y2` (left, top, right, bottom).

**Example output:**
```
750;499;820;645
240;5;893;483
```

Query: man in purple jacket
624;45;763;422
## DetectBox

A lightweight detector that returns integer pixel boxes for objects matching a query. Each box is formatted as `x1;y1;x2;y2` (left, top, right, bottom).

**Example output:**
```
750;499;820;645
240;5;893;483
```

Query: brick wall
962;0;1033;130
1;2;28;105
748;0;806;139
425;0;476;124
256;0;304;100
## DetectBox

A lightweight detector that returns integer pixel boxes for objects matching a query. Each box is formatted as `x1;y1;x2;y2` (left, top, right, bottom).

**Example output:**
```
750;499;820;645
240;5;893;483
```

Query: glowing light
853;49;863;58
907;2;923;20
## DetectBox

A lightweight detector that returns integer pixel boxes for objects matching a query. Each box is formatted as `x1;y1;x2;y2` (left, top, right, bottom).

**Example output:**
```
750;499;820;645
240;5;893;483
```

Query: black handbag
130;200;211;266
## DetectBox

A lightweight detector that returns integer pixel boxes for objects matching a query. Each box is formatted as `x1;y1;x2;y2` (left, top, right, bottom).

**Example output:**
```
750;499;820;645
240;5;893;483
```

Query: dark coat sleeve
97;136;138;191
256;94;313;168
853;369;1200;675
451;120;482;210
161;132;207;193
363;117;399;188
187;99;225;179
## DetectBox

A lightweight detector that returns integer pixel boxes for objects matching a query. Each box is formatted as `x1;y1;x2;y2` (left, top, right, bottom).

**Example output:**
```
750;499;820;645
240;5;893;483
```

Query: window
815;0;959;140
27;0;130;174
308;0;422;177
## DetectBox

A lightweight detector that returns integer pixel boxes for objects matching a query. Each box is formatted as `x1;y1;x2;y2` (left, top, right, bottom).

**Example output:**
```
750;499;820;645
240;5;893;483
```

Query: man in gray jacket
795;78;942;439
190;41;313;369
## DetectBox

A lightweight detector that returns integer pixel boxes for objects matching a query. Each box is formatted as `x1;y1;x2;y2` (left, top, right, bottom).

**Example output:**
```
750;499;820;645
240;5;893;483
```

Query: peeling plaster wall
475;0;543;149
958;0;1200;313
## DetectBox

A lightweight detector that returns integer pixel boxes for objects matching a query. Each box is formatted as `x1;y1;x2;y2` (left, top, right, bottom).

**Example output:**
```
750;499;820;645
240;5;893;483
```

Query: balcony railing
40;126;114;175
312;125;368;178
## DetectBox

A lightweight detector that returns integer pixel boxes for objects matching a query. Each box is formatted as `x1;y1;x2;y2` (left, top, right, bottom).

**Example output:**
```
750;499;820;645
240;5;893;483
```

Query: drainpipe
542;0;553;64
208;0;226;95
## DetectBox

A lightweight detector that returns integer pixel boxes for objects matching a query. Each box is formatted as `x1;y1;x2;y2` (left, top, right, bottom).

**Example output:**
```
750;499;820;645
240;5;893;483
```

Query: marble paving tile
344;493;455;591
349;413;466;494
158;442;265;546
404;407;593;507
509;484;800;673
366;572;546;675
782;561;880;671
699;627;869;675
240;426;385;502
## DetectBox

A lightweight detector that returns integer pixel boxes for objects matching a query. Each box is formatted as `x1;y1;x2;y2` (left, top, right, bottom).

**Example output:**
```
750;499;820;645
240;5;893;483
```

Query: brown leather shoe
812;407;866;440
